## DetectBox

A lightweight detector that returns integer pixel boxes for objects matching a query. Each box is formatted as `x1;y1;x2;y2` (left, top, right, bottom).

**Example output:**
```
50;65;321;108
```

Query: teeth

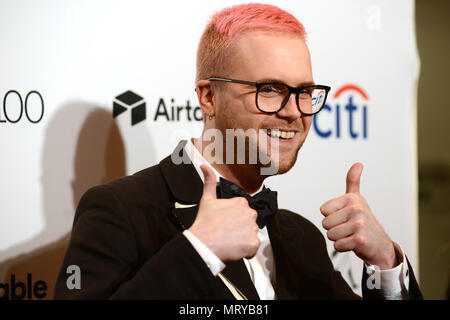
266;129;295;139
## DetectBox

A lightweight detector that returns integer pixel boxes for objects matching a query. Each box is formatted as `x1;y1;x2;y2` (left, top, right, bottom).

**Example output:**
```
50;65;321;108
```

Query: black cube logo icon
113;90;146;126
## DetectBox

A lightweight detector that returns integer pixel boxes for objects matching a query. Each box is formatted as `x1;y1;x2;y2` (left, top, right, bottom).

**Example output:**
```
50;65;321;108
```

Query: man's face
214;30;314;174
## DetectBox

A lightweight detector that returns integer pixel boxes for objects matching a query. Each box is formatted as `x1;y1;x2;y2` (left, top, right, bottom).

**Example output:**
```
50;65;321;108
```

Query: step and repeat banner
0;0;419;299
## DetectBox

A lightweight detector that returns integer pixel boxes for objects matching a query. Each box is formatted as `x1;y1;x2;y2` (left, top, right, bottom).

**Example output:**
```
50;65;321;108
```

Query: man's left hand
320;163;397;270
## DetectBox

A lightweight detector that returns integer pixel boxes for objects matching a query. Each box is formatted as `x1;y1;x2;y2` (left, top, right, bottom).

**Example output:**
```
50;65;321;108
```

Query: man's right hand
188;164;260;262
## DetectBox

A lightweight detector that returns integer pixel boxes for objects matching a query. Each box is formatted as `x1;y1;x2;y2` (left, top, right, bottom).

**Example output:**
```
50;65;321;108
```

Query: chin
276;154;299;174
273;139;303;174
255;132;305;176
258;149;300;176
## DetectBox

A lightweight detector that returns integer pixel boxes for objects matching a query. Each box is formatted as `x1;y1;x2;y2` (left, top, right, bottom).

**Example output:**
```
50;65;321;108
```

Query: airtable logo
113;90;146;126
313;84;369;139
113;90;203;125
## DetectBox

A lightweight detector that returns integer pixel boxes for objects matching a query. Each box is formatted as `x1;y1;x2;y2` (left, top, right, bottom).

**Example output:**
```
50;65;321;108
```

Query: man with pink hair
55;3;421;300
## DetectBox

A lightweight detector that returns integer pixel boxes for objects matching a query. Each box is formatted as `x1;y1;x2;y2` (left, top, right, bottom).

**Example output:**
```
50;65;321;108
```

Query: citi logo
313;84;369;139
113;90;146;126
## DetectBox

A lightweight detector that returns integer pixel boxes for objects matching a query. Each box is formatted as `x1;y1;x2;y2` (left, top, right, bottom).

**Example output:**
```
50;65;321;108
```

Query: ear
196;80;216;119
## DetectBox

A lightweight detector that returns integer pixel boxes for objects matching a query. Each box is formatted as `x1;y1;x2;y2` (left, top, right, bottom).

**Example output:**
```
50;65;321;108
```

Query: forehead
228;30;313;85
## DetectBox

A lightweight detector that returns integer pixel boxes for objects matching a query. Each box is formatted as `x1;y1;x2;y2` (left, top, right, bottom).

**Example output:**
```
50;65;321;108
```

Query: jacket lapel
172;206;199;231
221;260;260;300
159;140;204;205
267;211;333;299
267;213;300;299
171;205;260;300
160;140;260;300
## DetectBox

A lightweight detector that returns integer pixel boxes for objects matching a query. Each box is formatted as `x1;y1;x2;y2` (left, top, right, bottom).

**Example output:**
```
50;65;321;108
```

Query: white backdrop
0;0;419;298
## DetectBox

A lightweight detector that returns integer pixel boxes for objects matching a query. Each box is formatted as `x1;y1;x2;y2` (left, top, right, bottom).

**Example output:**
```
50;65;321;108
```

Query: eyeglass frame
205;77;331;115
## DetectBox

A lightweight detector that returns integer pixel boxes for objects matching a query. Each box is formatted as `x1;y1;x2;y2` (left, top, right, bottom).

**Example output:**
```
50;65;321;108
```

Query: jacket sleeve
361;257;423;300
54;185;220;299
290;211;422;300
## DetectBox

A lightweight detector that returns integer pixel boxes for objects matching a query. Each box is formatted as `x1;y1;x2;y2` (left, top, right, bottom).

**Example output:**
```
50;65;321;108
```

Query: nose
276;93;302;122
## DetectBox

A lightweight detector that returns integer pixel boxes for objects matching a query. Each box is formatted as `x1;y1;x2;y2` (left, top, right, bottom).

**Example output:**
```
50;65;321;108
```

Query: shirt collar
184;138;264;195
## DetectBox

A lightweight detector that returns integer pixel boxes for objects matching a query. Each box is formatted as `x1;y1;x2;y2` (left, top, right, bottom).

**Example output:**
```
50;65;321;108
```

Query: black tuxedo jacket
54;141;422;299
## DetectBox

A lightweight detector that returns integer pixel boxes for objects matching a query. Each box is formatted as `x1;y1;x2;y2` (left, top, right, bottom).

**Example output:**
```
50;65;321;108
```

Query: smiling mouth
265;129;296;140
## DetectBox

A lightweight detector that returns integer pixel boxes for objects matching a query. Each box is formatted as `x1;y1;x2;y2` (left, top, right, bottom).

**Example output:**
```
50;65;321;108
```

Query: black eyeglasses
206;77;331;115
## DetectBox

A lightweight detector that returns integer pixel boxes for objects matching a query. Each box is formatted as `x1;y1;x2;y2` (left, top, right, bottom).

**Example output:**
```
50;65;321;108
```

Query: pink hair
196;3;306;81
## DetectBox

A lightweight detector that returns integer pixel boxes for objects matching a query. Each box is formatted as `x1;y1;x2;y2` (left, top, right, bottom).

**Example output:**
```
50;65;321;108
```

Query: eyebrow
256;78;315;87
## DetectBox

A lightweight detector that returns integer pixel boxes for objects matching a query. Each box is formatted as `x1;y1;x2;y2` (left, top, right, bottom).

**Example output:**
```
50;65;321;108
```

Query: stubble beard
213;114;305;176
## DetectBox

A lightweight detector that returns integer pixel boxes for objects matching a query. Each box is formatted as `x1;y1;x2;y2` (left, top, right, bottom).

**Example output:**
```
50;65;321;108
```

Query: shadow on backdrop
0;103;126;299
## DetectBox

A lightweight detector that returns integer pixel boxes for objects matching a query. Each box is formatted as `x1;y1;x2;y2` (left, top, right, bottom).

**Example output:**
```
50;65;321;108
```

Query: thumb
200;164;217;201
346;162;363;194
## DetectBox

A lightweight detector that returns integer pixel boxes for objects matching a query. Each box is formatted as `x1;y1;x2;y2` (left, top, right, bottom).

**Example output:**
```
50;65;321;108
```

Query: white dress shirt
181;139;409;299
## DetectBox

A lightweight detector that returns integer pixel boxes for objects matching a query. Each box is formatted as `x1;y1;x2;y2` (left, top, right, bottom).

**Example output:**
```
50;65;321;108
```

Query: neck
192;136;265;194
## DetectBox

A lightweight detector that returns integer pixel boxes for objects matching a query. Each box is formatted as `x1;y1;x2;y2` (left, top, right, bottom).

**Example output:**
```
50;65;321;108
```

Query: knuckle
333;242;339;251
347;193;358;203
350;206;363;218
326;230;334;241
245;250;257;259
320;205;330;216
353;218;365;231
253;237;260;249
354;234;366;247
350;204;362;214
348;177;359;186
246;240;259;256
334;241;342;251
322;218;329;229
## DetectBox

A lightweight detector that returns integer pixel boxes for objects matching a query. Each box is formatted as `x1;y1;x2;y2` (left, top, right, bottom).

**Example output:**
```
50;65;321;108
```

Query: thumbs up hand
320;163;397;270
188;165;260;262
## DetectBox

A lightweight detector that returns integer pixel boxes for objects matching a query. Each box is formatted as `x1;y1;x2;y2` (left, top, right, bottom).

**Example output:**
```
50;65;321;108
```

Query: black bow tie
216;177;278;229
